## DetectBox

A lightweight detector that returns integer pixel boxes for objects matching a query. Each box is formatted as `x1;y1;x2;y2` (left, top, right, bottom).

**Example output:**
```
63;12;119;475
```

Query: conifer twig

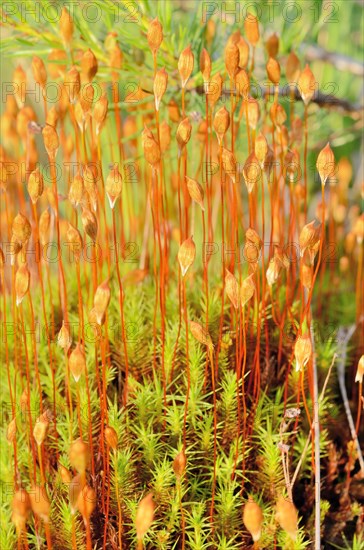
290;353;336;489
337;324;364;475
310;321;321;550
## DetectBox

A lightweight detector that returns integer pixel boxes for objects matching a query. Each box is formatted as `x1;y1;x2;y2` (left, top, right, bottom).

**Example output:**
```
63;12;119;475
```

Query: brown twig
337;324;364;475
194;85;363;115
301;44;364;77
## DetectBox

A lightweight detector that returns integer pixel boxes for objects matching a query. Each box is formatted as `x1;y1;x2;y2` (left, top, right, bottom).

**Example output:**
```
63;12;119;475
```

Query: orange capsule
286;51;301;83
178;45;194;88
79;83;94;114
69;474;86;514
81;49;98;82
244;12;260;45
81;208;98;241
339;256;349;274
12;212;32;244
153;67;168;111
225;41;240;80
243;152;260;193
69;439;90;474
246;228;262;249
266;57;281;85
105;164;123;208
15;264;30;306
57;320;72;351
207;72;223;107
173;449;187;479
60;7;74;46
266;256;281;287
186;176;204;211
316;142;335;186
243;497;263;542
266;33;279;58
243;239;257;266
93;280;111;325
159;120;171;152
276;496;298;541
27;168;44;204
122;268;148;287
48;49;67;78
221;147;237;183
235;69;250;98
337;157;352;188
32;56;47;89
255;132;268;167
142;126;161;167
88;307;103;335
42;123;59;158
227;29;240;46
178;237;195;277
245;98;260;130
105;425;118;450
270;102;286;127
39;209;50;246
225;269;240;309
11;489;31;533
69;174;84;208
59;463;73;484
33;414;49;446
200;48;211;83
213;107;230;145
67;223;83;262
241;274;255;307
197;120;207;143
206;19;216;45
294;333;312;372
57;84;70;119
147;18;163;53
135;493;155;541
29;485;51;523
124;85;149;107
93;93;108;135
69;344;86;382
74;102;86;132
168;98;180;123
109;42;123;71
176;117;192;152
238;36;250;68
299;220;321;258
20;388;29;413
190;321;213;350
46;106;58;128
77;485;96;524
297;64;316;105
8;237;21;267
65;66;81;104
284;149;300;183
